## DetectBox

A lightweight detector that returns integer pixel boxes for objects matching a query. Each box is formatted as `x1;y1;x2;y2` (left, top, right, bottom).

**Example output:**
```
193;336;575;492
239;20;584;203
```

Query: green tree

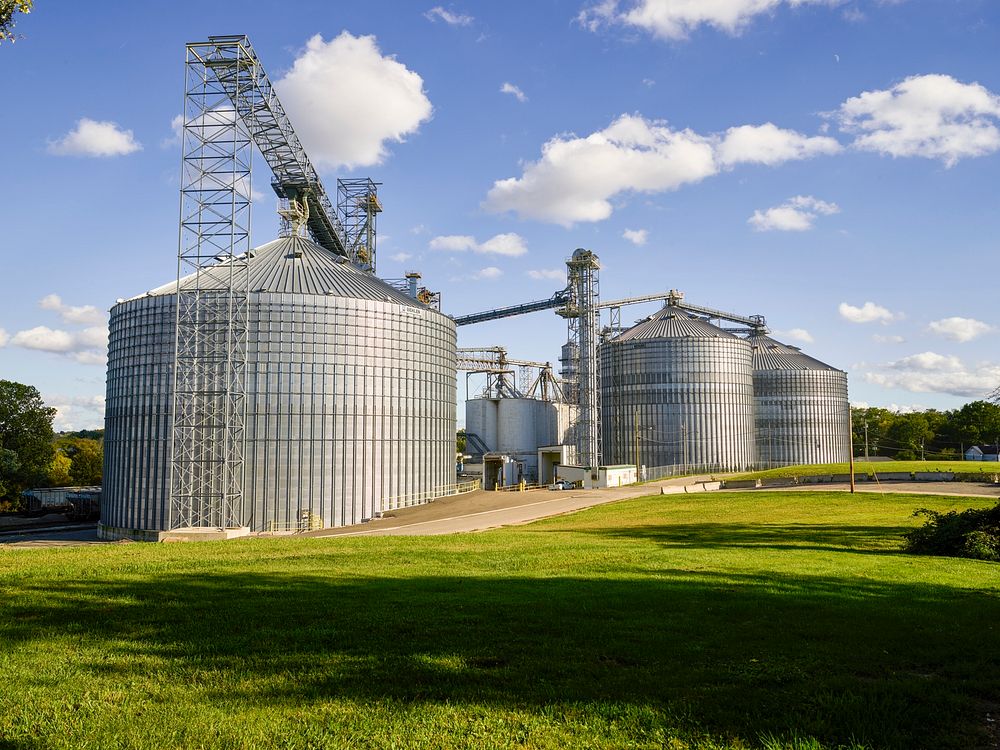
0;0;33;44
0;380;55;500
67;439;102;485
851;407;896;458
886;412;934;460
456;429;467;455
947;401;1000;449
47;452;72;486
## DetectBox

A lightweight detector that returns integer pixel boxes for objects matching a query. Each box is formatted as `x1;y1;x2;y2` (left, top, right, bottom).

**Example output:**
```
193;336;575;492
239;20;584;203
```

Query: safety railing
493;481;540;492
383;479;481;511
641;463;732;482
263;512;326;534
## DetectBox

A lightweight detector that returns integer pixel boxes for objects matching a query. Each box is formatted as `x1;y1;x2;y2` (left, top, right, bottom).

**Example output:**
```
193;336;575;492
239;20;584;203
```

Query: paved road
0;525;102;548
312;486;657;537
4;477;997;546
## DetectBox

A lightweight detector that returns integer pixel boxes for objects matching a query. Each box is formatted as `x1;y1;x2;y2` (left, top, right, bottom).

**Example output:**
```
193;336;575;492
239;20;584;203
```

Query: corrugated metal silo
498;399;540;455
749;333;850;466
101;235;456;538
465;398;498;452
600;303;756;471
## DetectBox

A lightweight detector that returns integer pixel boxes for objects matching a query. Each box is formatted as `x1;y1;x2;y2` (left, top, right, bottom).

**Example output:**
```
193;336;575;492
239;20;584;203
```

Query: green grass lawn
730;460;999;480
2;491;999;749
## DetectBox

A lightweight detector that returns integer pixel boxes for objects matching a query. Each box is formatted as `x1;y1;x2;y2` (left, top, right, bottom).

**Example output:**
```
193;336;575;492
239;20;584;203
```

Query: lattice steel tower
559;249;602;469
338;178;382;274
170;38;254;530
169;35;374;530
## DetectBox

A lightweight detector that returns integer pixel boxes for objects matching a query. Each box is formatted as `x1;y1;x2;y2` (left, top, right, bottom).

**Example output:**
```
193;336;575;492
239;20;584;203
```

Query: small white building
964;445;1000;462
555;464;638;489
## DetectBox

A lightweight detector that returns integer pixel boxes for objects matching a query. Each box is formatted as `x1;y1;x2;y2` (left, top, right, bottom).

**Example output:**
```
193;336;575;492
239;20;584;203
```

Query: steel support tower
559;249;601;469
458;347;563;401
167;35;383;531
337;178;382;274
170;38;254;530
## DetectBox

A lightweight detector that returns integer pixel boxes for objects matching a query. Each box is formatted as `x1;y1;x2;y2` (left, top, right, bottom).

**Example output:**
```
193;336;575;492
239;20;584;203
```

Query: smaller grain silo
748;333;850;467
600;302;756;472
465;396;575;483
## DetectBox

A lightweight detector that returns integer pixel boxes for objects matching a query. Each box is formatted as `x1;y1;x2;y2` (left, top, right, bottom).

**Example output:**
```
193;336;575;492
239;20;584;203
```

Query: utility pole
864;420;869;463
633;407;640;482
848;409;856;494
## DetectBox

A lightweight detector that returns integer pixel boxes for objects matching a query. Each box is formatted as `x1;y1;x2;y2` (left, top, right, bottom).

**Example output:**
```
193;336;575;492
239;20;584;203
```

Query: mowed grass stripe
1;491;998;749
731;460;998;480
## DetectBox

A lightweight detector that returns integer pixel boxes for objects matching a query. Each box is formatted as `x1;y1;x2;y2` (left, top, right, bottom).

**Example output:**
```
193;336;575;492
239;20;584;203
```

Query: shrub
905;502;1000;561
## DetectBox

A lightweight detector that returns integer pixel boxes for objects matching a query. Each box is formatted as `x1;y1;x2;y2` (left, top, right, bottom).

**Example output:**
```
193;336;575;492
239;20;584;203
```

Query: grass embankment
2;491;999;749
731;459;997;480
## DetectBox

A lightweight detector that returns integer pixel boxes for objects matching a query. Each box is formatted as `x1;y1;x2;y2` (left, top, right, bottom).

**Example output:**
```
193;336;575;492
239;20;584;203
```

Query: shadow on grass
2;561;999;749
591;522;913;554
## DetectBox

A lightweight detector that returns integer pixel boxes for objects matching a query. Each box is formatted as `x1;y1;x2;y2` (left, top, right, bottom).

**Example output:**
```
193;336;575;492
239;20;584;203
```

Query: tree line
0;380;103;507
851;401;1000;460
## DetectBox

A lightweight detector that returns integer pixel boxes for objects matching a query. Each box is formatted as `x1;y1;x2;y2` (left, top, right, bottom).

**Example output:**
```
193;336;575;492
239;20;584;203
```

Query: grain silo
465;396;575;483
600;301;756;472
101;235;456;539
748;333;850;467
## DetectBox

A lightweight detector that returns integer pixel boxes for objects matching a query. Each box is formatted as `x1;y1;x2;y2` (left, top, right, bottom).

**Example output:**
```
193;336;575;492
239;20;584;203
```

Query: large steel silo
101;235;456;538
600;303;756;471
748;333;850;467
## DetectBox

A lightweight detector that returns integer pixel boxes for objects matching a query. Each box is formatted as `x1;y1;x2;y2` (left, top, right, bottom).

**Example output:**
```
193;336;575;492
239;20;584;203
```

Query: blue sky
2;0;999;429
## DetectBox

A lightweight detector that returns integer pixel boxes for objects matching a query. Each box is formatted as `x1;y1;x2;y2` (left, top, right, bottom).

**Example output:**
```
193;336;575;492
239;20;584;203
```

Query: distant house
965;445;1000;461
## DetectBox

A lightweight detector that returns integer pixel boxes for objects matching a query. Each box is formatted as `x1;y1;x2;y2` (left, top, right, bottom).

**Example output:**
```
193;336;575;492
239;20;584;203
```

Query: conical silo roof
614;304;740;341
748;333;840;371
139;236;424;307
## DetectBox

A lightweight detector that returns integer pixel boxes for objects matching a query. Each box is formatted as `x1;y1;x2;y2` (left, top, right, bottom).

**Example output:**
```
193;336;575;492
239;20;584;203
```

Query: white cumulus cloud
717;123;842;167
484;114;838;226
835;74;1000;166
776;328;814;344
474;267;503;280
500;82;528;102
48;118;142;157
578;0;849;40
39;294;106;325
0;328;9;347
526;269;565;281
276;33;432;170
838;301;900;324
160;114;184;148
927;316;993;343
484;115;716;226
11;326;76;353
872;334;905;344
429;232;527;256
9;324;108;365
749;195;840;232
44;394;106;432
864;351;1000;398
389;252;413;263
424;6;474;25
622;228;649;245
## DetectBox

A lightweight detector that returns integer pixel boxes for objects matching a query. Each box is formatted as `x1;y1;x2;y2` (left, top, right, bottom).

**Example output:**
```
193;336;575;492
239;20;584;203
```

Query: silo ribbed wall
601;327;757;472
754;369;850;465
102;237;457;535
102;295;175;532
750;335;850;466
